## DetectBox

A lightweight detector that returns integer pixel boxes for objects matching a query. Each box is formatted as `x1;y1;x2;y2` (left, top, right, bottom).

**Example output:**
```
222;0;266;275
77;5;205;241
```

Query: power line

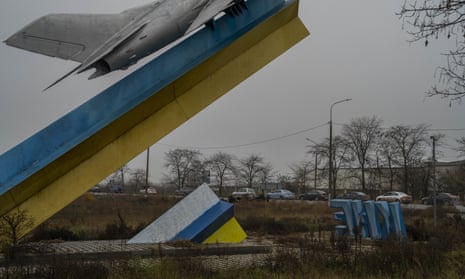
157;122;464;151
158;122;328;150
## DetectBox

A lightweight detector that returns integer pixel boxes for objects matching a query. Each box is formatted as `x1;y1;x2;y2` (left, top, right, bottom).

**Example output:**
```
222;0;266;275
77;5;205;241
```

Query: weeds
2;196;464;278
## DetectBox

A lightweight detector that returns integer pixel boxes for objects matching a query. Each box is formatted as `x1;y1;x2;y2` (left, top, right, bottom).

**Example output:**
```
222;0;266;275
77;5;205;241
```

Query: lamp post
431;136;437;227
329;98;352;199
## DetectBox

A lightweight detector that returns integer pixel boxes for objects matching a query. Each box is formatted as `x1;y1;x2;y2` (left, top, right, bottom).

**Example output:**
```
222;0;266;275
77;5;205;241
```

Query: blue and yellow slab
0;0;309;237
203;217;247;244
129;184;247;244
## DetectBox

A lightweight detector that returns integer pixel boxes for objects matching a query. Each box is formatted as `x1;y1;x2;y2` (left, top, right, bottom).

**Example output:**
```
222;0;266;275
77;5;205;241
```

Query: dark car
109;184;123;193
336;191;369;201
300;190;328;201
421;192;460;205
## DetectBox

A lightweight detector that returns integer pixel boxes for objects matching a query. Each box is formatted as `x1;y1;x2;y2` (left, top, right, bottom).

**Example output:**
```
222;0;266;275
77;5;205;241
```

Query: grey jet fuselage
99;0;208;76
4;0;248;85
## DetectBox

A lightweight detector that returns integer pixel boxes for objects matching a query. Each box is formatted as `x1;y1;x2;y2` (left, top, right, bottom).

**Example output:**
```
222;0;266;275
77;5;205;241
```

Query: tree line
99;115;464;199
162;149;274;195
162;116;464;199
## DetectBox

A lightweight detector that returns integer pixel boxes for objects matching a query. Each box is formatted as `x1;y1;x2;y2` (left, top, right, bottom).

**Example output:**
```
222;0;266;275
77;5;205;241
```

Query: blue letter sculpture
330;199;407;240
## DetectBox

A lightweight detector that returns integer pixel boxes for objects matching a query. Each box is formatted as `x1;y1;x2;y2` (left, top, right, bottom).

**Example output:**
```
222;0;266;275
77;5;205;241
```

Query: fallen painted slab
128;184;247;244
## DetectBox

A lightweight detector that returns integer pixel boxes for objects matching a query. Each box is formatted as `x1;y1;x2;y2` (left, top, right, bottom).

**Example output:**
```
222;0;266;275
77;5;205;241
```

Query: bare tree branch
400;0;465;103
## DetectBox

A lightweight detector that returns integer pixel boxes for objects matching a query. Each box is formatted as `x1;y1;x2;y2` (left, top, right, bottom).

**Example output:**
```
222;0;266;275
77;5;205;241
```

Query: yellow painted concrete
1;1;309;236
203;217;247;244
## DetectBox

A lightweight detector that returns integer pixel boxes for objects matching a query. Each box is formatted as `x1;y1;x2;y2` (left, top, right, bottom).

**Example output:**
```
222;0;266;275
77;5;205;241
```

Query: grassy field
30;194;337;240
3;194;465;278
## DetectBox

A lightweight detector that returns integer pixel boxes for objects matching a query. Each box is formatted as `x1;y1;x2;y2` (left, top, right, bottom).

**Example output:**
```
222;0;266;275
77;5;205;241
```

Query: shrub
30;225;79;241
98;210;134;240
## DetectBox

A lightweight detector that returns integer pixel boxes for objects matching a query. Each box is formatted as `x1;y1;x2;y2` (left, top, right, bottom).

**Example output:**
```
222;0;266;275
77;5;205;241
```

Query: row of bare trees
306;116;432;197
163;149;273;195
161;116;464;198
305;116;465;199
100;116;464;197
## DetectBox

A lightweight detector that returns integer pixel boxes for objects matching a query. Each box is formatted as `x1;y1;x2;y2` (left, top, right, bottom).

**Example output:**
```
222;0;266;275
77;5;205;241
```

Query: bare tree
276;174;293;190
290;160;313;193
383;124;430;195
399;0;465;103
342;116;383;191
258;163;274;194
164;148;201;190
129;168;147;193
0;209;33;257
236;154;269;188
206;152;235;195
439;164;465;198
308;136;353;193
378;133;399;191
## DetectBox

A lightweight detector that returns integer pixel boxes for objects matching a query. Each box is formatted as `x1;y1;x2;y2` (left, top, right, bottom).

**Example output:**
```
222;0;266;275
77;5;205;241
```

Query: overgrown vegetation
1;196;464;278
0;209;33;259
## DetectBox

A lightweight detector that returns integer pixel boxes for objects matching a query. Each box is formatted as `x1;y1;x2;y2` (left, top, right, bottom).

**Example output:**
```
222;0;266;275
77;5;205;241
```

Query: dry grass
31;194;178;240
30;196;339;241
3;194;465;278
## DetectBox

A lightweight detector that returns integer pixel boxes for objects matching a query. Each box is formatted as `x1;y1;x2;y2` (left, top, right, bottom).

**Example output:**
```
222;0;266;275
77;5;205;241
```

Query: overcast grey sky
0;0;464;183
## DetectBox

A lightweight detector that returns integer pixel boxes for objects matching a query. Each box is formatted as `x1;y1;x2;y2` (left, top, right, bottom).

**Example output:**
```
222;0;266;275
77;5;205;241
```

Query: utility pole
329;98;352;198
314;153;318;190
145;147;150;195
431;136;437;227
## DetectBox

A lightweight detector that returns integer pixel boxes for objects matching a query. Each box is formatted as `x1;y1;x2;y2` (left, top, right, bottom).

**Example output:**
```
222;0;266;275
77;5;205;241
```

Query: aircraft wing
4;13;133;63
185;0;238;34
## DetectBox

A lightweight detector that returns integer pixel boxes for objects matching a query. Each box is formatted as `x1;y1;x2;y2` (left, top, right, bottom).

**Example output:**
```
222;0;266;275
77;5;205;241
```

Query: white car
376;191;412;204
231;188;256;200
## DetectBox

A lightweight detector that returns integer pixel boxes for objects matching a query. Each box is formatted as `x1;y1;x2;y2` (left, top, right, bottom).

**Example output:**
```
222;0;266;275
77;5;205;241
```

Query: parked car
300;190;328;201
267;189;295;200
376;191;412;204
231;188;256;200
140;187;157;195
421;192;460;205
109;184;123;193
336;191;369;201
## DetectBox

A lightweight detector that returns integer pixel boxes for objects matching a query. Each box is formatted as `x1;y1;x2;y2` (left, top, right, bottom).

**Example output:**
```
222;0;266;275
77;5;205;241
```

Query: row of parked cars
230;187;460;205
231;188;297;200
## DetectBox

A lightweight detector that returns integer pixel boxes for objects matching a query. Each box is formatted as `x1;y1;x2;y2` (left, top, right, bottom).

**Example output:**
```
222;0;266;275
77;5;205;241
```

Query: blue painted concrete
351;200;368;237
330;199;356;236
128;183;220;244
174;201;234;243
389;202;407;239
330;199;407;240
374;201;392;239
363;201;382;240
0;0;288;195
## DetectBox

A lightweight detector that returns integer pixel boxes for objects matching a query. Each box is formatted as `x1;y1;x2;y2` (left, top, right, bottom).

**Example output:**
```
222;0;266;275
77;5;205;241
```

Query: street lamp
431;136;437;227
329;98;352;198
